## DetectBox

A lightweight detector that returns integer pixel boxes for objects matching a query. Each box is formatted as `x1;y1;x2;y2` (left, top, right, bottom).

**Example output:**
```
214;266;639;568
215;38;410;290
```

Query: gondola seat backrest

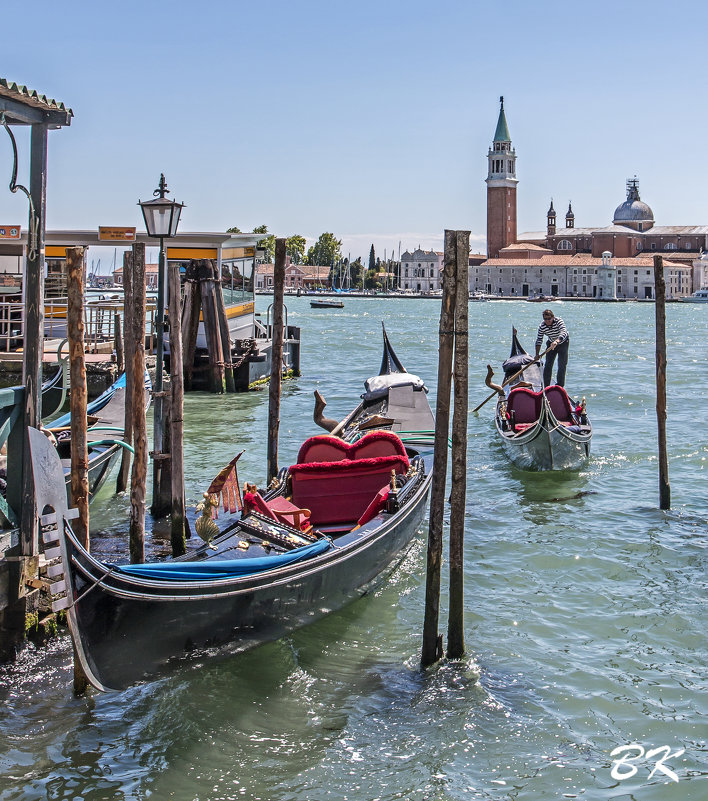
507;387;541;425
290;431;409;527
545;385;574;424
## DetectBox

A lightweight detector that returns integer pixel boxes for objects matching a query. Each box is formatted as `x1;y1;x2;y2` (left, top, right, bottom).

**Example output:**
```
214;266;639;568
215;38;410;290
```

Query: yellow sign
0;225;21;239
166;247;218;260
98;226;136;242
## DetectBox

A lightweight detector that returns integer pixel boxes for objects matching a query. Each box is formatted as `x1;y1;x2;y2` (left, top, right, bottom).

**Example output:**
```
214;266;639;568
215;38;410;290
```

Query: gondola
29;327;434;691
493;331;592;471
48;371;151;501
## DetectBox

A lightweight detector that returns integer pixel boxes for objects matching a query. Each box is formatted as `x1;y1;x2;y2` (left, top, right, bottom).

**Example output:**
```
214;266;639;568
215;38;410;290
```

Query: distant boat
682;287;708;303
311;299;344;309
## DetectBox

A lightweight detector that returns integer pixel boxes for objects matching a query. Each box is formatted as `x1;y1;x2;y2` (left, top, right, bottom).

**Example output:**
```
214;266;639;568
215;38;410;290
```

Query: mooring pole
200;261;225;394
421;230;457;667
447;231;470;659
214;270;236;392
653;254;670;510
181;261;202;392
66;247;89;549
168;260;186;555
114;311;124;373
67;246;90;696
129;243;147;563
267;238;286;484
116;251;134;494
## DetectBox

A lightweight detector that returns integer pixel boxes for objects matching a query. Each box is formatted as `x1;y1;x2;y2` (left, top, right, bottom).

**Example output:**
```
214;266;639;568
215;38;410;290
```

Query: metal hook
1;111;38;260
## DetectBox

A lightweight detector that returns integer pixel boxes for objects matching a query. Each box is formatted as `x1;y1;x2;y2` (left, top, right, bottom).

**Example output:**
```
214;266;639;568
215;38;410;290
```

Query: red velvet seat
545;385;575;424
507;387;542;430
242;491;312;533
290;455;407;527
296;430;409;465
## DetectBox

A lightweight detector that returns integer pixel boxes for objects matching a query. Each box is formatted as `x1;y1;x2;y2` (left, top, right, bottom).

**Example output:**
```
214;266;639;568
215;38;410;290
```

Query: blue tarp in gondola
112;537;332;581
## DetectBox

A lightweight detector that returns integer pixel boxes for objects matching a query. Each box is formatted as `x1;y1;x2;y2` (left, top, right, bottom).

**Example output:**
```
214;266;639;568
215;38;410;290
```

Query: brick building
479;99;708;298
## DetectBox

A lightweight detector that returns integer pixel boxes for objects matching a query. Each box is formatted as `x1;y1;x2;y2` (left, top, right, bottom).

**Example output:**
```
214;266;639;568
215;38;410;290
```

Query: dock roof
0;77;73;127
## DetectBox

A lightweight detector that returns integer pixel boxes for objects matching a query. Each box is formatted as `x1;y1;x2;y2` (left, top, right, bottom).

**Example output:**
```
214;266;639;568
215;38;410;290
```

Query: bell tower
486;96;518;258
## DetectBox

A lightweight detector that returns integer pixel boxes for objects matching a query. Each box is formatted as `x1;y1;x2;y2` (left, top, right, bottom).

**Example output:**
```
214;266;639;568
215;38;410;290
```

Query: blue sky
2;0;707;262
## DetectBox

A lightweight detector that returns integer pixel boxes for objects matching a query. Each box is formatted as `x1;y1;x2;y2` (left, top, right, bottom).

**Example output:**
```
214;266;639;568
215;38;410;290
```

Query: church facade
476;99;708;298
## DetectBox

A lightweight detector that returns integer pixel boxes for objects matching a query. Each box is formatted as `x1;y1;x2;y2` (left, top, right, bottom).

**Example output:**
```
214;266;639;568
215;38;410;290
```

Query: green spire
493;95;511;142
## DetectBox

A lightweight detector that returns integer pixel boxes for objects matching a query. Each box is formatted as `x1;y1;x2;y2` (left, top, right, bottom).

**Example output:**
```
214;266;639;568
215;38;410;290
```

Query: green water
1;297;706;800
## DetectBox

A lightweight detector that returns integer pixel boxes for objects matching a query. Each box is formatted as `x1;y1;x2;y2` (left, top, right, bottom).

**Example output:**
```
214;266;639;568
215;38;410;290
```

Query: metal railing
0;299;158;353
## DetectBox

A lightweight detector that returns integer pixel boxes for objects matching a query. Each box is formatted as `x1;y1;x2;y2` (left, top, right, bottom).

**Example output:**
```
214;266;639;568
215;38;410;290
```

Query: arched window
557;240;573;251
430;268;434;277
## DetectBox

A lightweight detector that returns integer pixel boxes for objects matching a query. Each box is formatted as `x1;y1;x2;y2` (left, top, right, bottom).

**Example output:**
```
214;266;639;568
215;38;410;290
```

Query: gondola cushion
289;454;407;526
507;388;541;425
296;430;408;466
545;385;575;423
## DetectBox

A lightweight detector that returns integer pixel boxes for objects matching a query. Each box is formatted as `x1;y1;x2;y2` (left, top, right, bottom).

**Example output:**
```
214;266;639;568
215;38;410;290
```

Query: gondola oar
472;344;552;413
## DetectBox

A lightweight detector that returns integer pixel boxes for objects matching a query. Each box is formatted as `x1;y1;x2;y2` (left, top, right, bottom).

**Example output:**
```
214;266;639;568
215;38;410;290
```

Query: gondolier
535;310;569;387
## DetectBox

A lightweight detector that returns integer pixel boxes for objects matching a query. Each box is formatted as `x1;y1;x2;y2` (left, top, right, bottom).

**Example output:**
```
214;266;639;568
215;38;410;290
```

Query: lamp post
138;174;184;515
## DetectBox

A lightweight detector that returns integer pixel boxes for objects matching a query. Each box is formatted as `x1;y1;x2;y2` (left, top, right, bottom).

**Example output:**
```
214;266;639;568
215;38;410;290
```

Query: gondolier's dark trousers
543;338;569;388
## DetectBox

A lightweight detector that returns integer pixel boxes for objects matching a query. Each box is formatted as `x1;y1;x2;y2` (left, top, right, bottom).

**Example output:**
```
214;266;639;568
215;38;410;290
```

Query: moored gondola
49;371;151;501
492;330;592;471
29;327;434;691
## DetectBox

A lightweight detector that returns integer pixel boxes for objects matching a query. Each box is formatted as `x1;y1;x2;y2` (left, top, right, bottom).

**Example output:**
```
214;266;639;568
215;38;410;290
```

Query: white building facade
399;248;443;292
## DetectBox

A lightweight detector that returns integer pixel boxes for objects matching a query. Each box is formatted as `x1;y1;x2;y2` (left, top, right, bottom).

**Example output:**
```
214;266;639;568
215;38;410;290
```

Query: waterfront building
255;260;330;290
480;100;707;298
399;248;443;292
113;263;159;289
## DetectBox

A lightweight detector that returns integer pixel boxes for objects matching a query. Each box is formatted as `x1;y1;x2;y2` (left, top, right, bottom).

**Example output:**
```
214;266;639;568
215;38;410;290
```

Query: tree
253;224;275;263
286;235;306;265
348;257;364;288
369;244;376;273
226;225;242;233
306;232;342;266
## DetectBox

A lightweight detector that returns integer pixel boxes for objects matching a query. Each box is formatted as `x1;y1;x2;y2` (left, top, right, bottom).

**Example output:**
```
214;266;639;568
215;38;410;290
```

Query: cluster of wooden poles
422;230;470;666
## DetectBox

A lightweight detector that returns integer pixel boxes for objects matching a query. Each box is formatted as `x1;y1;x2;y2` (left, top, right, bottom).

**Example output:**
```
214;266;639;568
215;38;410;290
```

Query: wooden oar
472;345;552;413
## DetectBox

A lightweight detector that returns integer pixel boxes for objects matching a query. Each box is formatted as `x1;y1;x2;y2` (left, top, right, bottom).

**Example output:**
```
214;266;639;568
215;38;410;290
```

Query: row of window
557;240;694;252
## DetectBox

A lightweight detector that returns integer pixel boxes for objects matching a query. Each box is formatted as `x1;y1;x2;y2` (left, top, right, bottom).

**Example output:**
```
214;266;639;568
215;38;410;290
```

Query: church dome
613;199;654;223
613;178;654;228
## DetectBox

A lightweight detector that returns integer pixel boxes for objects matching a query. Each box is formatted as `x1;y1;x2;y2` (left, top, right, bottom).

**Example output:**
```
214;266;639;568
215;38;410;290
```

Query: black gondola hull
65;468;430;691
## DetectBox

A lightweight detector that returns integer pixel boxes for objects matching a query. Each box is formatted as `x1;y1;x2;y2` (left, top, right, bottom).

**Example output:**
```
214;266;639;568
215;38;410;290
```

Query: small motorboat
310;298;344;309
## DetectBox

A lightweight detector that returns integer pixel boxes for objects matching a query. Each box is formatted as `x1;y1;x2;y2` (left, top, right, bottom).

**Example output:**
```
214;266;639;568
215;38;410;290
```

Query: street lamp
138;174;184;515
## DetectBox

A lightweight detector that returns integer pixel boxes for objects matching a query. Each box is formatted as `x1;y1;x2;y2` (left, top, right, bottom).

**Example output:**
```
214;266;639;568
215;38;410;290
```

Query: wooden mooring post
214;275;236;393
116;251;134;494
200;261;226;394
66;247;89;548
267;238;286;484
114;311;124;373
168;261;187;555
421;230;457;667
653;254;670;510
181;262;202;392
129;243;147;563
447;230;470;659
66;246;90;695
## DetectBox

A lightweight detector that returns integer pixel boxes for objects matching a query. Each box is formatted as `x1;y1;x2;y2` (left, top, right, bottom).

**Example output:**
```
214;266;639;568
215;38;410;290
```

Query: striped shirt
535;315;568;349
